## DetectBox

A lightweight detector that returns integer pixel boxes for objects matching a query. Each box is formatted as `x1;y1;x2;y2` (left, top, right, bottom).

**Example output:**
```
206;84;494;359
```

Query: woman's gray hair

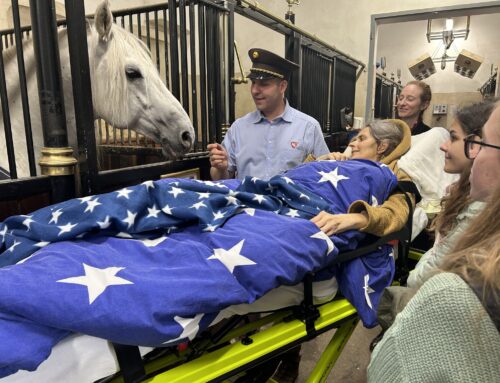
366;119;403;156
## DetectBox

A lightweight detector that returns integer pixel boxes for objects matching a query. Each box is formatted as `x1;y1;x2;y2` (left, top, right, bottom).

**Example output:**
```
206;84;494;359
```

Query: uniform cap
247;48;299;80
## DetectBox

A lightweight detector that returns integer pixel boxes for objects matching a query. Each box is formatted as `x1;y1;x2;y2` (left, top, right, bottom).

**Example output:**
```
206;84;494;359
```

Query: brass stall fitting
38;147;78;176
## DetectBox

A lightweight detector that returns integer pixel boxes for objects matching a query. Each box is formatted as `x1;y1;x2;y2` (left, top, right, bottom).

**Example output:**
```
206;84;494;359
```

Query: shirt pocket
278;147;307;173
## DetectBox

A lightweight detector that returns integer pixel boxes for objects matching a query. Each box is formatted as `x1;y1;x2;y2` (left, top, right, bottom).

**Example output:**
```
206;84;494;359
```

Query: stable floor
298;322;380;383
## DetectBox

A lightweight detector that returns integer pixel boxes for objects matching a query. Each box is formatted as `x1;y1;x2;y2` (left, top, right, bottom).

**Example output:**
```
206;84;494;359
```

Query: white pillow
398;128;459;203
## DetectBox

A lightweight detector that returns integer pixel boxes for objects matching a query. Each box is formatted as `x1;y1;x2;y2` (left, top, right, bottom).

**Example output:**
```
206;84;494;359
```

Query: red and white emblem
290;141;299;149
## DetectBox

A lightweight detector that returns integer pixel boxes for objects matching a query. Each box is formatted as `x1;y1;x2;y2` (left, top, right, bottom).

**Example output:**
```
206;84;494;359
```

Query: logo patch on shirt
290;141;299;149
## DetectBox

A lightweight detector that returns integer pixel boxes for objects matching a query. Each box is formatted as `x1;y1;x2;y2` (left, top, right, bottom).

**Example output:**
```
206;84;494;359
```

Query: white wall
1;0;494;117
223;0;492;116
377;14;500;94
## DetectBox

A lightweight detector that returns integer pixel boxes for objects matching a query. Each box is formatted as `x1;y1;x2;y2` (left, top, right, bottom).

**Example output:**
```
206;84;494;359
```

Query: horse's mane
88;22;155;129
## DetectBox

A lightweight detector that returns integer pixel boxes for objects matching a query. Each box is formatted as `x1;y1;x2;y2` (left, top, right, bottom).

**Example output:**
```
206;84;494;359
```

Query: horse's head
88;0;195;159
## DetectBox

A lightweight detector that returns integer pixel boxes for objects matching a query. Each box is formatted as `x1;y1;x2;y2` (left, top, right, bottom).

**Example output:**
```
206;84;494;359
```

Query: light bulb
445;18;454;32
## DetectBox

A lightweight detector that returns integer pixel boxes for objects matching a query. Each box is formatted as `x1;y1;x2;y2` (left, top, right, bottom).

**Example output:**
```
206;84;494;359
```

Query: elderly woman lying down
0;120;410;379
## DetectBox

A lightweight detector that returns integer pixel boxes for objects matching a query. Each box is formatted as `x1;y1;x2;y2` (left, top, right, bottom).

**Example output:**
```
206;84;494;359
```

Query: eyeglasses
463;134;500;160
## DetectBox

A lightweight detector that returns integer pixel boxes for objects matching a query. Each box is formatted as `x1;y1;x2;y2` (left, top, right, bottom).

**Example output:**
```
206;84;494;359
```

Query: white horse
0;0;195;178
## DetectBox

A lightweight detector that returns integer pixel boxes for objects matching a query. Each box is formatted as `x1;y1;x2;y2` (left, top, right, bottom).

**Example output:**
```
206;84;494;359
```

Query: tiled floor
297;322;380;383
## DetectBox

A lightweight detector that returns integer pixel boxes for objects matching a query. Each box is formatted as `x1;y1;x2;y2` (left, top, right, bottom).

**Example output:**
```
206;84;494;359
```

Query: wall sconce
455;49;483;78
408;53;436;80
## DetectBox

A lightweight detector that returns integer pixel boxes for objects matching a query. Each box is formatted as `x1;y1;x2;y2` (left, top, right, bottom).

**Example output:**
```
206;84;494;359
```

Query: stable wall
1;0;492;123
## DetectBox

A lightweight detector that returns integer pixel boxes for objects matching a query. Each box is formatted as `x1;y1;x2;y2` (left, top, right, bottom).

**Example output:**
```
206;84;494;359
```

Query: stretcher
2;138;452;382
103;221;420;383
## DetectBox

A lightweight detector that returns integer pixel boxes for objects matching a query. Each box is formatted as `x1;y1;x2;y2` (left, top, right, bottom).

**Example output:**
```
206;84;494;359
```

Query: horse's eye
125;67;143;80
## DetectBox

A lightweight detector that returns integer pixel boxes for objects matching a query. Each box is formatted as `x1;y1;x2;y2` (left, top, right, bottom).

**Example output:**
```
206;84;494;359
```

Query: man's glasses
463;134;500;160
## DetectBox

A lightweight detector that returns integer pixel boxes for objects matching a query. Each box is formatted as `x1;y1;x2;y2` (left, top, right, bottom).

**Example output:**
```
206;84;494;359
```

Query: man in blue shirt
208;48;329;180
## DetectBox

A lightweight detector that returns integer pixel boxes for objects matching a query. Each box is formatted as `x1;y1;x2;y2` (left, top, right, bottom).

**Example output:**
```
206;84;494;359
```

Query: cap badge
252;51;259;59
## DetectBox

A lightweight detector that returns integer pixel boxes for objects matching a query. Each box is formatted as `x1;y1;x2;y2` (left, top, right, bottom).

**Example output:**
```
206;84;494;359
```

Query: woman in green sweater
367;100;500;382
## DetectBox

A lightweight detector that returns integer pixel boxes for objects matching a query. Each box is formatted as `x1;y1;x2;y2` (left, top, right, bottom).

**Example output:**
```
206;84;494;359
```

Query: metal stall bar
11;0;36;177
0;36;17;179
28;0;76;202
188;2;199;150
205;6;217;143
163;8;170;89
64;0;98;195
179;0;190;113
145;11;151;50
169;0;180;100
198;3;208;149
212;6;223;143
154;11;160;72
226;1;235;124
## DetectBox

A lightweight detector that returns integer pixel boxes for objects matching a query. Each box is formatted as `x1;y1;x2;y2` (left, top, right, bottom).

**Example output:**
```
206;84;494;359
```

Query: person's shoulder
422;272;466;291
409;272;479;311
460;200;486;217
287;106;320;126
412;121;431;135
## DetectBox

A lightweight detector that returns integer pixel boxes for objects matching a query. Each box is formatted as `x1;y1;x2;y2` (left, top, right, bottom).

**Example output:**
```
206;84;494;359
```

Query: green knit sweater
367;272;500;382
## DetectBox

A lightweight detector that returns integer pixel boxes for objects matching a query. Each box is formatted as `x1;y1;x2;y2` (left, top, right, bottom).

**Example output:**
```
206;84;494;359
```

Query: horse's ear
94;0;113;41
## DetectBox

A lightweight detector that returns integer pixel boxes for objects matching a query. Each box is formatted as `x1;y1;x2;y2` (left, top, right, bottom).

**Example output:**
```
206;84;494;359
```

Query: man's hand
316;152;350;161
310;211;368;236
208;143;232;180
207;143;229;170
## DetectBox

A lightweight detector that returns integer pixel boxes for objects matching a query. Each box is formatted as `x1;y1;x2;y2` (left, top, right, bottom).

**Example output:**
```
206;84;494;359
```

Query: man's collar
252;99;292;123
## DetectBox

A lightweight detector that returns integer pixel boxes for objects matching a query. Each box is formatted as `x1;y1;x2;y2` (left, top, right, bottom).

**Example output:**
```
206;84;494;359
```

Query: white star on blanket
58;222;77;236
163;314;204;344
116;188;133;199
363;274;375;310
138;236;168;247
57;264;133;304
49;209;63;224
208;239;256;273
318;167;350;188
310;231;335;255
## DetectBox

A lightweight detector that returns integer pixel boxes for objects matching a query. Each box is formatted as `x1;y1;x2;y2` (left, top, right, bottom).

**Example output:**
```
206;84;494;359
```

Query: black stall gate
374;74;401;119
0;0;364;220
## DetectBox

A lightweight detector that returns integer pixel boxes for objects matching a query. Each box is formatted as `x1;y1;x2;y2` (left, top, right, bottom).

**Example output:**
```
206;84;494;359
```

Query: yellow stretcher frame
106;251;424;383
107;299;357;383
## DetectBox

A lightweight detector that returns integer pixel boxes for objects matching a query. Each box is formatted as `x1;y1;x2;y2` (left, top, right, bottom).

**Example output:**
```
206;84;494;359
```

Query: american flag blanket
0;160;397;377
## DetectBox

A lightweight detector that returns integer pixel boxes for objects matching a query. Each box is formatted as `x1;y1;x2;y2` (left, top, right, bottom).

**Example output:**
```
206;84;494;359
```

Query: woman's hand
310;211;368;236
316;152;350;161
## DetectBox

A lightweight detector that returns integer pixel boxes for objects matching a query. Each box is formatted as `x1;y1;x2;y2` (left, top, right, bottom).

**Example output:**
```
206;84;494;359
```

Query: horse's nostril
181;131;193;147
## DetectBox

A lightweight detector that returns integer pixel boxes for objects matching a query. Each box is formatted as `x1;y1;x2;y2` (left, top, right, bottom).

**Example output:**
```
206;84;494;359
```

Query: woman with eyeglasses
368;99;500;383
407;100;495;288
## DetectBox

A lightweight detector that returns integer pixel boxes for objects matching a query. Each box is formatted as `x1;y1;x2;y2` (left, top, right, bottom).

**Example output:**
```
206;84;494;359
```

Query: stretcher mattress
3;279;338;383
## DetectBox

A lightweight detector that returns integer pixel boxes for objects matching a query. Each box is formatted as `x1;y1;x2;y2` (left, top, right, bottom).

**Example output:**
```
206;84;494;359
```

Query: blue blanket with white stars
0;159;397;377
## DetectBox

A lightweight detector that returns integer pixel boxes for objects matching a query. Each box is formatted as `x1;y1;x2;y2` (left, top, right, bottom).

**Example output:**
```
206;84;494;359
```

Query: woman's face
349;127;384;161
470;104;500;201
396;84;427;122
440;119;472;174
